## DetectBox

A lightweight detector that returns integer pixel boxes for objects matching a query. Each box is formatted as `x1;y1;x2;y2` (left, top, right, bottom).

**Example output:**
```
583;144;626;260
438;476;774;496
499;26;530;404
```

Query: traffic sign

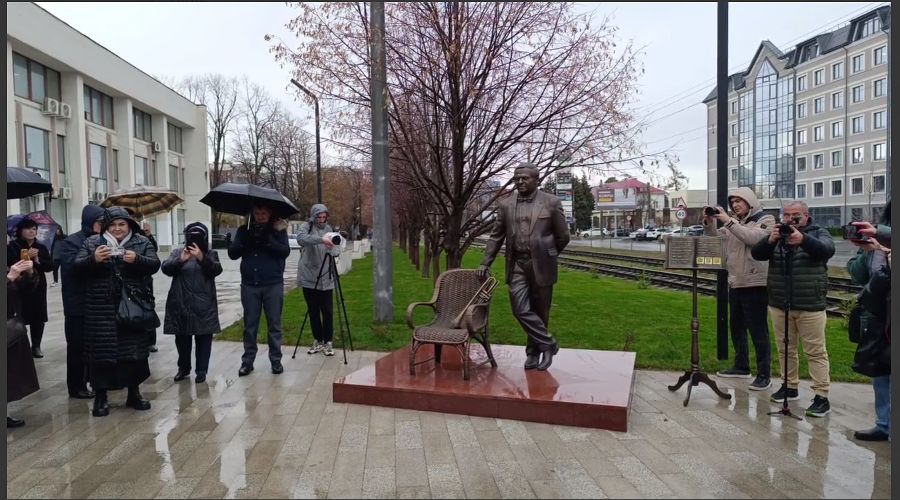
675;209;687;220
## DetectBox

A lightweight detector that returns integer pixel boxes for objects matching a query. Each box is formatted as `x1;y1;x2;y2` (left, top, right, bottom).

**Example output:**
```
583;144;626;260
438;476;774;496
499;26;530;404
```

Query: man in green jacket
751;201;835;417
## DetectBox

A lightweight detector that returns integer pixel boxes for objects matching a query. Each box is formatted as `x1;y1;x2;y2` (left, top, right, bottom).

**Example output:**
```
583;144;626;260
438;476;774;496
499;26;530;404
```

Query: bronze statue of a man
477;163;570;370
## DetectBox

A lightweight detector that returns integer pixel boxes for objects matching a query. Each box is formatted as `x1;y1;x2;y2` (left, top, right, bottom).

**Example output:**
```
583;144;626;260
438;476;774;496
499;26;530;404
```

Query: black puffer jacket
6;238;52;323
58;204;105;315
161;226;223;336
751;220;835;311
74;208;160;364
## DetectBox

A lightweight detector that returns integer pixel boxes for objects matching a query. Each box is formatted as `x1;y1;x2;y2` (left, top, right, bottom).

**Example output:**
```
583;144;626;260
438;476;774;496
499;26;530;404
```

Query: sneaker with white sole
323;342;335;356
770;384;800;402
748;375;771;391
307;341;323;355
716;367;752;378
805;395;831;417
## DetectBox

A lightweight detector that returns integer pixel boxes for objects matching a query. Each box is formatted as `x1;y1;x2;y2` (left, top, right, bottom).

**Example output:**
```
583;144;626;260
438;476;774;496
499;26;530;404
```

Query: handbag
115;271;160;330
847;303;864;343
852;321;891;377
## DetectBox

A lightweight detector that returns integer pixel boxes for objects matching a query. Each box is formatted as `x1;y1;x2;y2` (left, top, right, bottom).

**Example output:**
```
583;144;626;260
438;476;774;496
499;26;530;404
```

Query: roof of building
595;178;667;195
703;5;890;103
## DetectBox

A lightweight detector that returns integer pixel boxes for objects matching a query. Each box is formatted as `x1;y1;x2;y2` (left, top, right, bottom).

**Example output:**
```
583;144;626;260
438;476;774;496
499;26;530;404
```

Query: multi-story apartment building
704;6;890;227
6;2;210;246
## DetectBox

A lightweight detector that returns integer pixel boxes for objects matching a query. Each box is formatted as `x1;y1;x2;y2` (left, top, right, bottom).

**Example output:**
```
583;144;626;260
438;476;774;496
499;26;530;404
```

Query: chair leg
460;343;470;381
409;340;418;376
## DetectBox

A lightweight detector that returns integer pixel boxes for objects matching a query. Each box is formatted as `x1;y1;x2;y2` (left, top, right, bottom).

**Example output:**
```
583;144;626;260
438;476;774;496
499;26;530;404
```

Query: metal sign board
664;235;726;270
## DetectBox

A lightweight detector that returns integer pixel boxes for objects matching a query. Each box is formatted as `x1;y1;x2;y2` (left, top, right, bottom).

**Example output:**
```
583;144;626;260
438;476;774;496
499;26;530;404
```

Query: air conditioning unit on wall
58;102;72;119
55;186;72;199
92;191;108;202
41;97;60;115
152;141;162;153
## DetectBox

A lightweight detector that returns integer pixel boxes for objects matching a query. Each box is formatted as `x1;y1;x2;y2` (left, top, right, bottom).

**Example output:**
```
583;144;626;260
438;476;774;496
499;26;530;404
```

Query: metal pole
289;79;323;203
370;1;393;322
715;1;729;360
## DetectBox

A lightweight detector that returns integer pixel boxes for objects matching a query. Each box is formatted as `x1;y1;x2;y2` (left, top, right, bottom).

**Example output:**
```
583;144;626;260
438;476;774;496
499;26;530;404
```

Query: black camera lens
704;207;718;216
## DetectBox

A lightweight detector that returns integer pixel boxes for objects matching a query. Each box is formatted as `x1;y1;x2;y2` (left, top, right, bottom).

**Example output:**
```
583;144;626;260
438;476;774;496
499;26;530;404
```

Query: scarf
103;230;132;251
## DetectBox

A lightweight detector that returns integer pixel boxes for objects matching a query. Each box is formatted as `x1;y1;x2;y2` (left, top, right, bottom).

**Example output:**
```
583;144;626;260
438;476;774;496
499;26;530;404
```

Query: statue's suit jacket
480;190;570;287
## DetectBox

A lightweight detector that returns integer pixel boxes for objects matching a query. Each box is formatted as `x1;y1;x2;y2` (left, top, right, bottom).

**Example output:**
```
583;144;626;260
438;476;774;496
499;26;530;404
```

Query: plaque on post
663;235;731;406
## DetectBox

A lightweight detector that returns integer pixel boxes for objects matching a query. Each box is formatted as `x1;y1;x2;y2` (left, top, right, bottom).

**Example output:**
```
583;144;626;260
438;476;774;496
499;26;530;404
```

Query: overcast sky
37;1;886;189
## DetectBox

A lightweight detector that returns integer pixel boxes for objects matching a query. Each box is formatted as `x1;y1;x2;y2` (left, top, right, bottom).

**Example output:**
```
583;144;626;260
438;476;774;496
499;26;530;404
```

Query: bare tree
231;79;280;186
269;2;643;269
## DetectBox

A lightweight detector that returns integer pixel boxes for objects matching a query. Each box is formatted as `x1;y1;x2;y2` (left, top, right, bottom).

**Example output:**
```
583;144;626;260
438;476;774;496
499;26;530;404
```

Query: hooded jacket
296;203;335;290
74;207;160;363
703;187;775;288
161;222;223;336
58;204;106;315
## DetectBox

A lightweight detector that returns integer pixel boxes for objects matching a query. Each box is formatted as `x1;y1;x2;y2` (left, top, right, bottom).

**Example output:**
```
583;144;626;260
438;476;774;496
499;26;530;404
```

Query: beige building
7;2;210;246
704;6;890;226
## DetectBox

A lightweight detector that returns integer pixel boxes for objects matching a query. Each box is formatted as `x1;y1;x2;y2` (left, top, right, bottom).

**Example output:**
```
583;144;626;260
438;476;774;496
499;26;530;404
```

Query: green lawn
218;245;866;382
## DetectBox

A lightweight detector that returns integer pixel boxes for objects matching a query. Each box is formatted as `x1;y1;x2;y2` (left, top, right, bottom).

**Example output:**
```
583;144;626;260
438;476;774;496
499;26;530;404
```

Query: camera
842;224;868;241
185;231;205;248
323;231;345;256
109;246;125;257
778;216;801;237
704;206;719;217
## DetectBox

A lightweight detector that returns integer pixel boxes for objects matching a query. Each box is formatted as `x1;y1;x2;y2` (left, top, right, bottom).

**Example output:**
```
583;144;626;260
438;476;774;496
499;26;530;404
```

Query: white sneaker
307;341;323;355
323;342;334;356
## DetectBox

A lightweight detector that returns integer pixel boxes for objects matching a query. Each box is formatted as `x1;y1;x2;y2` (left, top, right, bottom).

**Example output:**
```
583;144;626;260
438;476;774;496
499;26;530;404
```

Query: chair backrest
432;269;490;327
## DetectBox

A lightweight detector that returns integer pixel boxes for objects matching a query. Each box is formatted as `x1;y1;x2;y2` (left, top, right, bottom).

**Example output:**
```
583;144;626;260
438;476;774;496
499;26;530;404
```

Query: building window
730;146;737;159
831;179;842;196
797;102;807;118
873;143;885;161
831;121;842;139
873;175;885;193
796;184;806;199
169;164;179;192
852;116;864;134
831;62;843;80
831;150;842;167
852;146;864;164
797;129;807;144
873;111;885;130
813;182;824;197
852;85;864;103
813;126;823;142
814;69;824;86
858;17;882;39
167;123;183;153
89;143;108;195
135;156;151;185
84;85;114;128
729;168;737;182
797;75;808;91
831;91;843;109
814;97;824;114
112;149;120;191
12;52;61;103
813;153;824;169
852;54;864;73
24;126;51;180
57;135;66;178
730;123;737;136
796;157;807;172
874;46;887;66
874;78;886;97
730;101;737;114
851;177;864;195
133;108;152;142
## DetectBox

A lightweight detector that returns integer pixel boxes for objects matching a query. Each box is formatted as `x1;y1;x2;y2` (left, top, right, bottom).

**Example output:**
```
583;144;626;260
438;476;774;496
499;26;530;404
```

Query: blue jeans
873;375;890;435
240;283;284;366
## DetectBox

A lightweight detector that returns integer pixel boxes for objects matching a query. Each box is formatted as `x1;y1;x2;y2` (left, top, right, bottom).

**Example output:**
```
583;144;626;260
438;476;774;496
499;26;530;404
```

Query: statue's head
513;163;540;196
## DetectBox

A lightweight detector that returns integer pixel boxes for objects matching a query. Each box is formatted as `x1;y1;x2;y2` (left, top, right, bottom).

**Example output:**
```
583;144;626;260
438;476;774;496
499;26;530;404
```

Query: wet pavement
7;251;891;498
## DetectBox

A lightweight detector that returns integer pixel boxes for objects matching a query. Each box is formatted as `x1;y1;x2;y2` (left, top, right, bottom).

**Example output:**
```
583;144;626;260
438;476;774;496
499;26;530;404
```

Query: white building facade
7;2;210;246
704;6;890;227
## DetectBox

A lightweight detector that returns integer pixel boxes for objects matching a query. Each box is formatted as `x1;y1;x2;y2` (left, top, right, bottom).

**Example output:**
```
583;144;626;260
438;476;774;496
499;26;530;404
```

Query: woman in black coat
7;258;41;428
6;219;52;358
74;207;160;417
162;222;223;383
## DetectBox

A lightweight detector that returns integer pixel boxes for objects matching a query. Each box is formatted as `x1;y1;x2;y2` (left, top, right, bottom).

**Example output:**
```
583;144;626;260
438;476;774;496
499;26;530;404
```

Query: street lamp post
290;79;323;204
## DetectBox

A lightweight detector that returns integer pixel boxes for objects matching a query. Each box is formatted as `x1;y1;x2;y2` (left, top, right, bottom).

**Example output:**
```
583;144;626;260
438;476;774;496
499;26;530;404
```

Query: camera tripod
768;241;802;420
290;252;354;364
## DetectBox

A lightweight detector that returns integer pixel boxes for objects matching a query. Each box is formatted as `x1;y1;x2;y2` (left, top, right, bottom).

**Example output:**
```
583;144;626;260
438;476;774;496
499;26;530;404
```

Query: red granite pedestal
333;344;636;431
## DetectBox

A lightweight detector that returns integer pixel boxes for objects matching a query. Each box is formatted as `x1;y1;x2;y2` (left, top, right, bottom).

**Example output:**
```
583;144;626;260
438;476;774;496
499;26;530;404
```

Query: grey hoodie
296;204;335;290
704;187;775;288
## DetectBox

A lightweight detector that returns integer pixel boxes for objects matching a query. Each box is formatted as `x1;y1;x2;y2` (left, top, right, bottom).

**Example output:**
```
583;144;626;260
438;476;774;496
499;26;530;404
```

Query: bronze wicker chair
406;269;498;380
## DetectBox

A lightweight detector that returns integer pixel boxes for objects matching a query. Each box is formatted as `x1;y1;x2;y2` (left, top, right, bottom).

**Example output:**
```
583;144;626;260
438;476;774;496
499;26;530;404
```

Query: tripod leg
291;311;310;358
694;372;732;400
683;374;695;407
335;271;354;351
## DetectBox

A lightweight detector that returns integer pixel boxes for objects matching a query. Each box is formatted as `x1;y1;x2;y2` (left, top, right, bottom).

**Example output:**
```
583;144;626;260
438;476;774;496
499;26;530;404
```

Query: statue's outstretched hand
476;265;490;281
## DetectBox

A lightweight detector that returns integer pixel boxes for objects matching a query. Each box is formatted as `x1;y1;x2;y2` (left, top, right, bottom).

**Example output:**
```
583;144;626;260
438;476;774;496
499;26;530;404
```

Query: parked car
580;228;606;239
610;228;630;237
686;225;705;236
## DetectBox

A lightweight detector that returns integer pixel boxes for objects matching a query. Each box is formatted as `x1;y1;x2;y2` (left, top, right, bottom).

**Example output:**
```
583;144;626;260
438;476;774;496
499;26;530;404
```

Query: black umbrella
200;183;299;219
7;167;53;199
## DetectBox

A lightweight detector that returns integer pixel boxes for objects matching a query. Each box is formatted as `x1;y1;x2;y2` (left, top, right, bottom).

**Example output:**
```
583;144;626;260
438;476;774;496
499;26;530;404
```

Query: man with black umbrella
229;202;291;376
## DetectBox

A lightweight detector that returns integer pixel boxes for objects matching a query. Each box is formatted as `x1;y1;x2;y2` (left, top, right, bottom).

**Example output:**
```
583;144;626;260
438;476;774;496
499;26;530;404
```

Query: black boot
31;329;43;358
92;390;109;417
126;386;151;411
